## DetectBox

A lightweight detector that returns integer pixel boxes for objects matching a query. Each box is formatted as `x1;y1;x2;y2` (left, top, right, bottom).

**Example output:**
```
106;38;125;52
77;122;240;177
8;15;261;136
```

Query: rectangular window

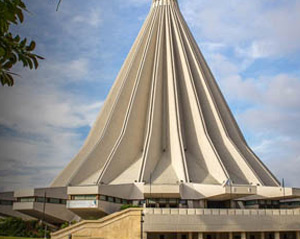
19;197;35;202
0;200;13;205
115;198;122;204
48;198;60;204
73;195;97;200
100;195;107;201
169;199;178;204
122;199;128;204
107;197;114;203
36;197;46;203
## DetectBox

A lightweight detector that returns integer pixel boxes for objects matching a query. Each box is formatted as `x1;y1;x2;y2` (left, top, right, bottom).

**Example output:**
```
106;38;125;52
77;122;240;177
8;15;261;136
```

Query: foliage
120;204;140;210
0;0;43;86
0;217;49;238
60;220;77;229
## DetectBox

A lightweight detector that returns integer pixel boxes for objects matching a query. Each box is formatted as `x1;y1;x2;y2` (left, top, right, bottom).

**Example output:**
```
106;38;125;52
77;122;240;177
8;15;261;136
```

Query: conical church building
6;0;300;238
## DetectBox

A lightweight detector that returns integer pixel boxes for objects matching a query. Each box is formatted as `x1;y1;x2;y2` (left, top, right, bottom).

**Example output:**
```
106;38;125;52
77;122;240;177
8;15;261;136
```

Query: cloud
0;61;103;191
207;52;300;186
181;0;300;59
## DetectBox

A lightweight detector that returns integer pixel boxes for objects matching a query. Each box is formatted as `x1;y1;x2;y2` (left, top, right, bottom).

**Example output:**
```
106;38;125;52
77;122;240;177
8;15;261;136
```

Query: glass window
0;200;13;205
61;199;67;205
115;198;121;204
20;197;35;202
107;197;114;203
49;198;60;204
159;199;167;204
73;195;97;200
169;199;178;204
100;195;107;201
36;197;46;203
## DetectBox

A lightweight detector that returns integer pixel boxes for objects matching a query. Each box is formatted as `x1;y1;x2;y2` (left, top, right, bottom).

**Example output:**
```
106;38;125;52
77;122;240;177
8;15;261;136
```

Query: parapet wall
51;208;143;239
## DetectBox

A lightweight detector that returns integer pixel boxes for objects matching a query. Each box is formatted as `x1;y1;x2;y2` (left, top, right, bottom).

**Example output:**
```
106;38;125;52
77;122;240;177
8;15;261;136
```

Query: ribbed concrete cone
51;0;280;188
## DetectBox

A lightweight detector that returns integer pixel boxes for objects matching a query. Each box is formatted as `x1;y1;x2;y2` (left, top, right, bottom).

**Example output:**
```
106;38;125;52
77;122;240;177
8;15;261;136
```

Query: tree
0;0;43;86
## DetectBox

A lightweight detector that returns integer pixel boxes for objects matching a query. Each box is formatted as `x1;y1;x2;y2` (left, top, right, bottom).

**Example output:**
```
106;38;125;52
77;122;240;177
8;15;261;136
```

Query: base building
2;0;300;238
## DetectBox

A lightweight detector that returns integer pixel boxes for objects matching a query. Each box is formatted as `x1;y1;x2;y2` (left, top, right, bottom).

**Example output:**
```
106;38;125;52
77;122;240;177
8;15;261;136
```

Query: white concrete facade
3;0;300;235
51;0;280;193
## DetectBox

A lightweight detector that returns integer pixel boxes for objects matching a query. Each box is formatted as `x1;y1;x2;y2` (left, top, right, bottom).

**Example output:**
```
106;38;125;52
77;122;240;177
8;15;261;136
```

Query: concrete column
199;200;208;208
198;232;204;239
275;232;280;239
241;232;246;239
296;232;300;239
229;232;233;239
142;232;147;239
189;233;193;239
261;232;265;239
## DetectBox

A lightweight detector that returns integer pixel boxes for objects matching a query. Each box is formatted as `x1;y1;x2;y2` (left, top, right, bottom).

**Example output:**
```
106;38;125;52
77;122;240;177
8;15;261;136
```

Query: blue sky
0;0;300;191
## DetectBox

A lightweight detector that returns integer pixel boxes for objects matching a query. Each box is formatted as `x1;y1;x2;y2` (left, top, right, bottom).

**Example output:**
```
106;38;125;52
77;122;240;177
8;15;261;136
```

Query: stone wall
51;208;143;239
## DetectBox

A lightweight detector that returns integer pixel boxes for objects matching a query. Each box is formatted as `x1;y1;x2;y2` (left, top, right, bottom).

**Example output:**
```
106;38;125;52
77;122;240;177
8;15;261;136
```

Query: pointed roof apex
152;0;178;6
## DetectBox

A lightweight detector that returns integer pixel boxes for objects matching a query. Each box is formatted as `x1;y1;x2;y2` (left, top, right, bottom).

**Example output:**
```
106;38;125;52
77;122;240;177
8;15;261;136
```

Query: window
107;197;114;203
100;195;107;201
115;198;122;204
122;199;128;204
159;235;165;239
48;198;60;204
73;195;97;200
182;235;187;239
19;197;35;202
36;197;46;203
0;200;13;205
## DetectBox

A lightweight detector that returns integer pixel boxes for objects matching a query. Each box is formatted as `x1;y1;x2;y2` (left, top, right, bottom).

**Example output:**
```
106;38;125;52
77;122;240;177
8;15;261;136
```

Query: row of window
0;200;13;206
17;197;67;205
244;200;280;206
280;201;300;207
72;195;130;205
71;195;188;207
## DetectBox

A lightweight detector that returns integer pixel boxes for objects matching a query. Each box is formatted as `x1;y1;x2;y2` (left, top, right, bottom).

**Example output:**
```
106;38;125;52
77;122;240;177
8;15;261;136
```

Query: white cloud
72;9;102;27
210;55;300;186
0;64;103;191
182;0;300;59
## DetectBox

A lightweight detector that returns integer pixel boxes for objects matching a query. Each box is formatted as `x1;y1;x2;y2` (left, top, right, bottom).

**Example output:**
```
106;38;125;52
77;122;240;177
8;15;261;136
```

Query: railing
144;208;300;216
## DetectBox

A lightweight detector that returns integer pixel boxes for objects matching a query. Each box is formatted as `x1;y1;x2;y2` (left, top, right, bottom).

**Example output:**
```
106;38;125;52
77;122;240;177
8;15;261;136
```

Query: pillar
275;232;280;239
229;233;233;239
189;233;193;239
143;232;147;239
261;232;265;239
198;232;204;239
241;232;246;239
296;232;300;239
199;200;207;208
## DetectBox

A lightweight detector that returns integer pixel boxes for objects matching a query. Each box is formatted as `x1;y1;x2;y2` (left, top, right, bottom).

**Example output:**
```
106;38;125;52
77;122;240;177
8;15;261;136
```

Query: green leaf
28;41;36;51
20;38;27;48
27;58;33;69
0;47;5;57
16;8;24;23
32;56;39;69
14;35;21;42
3;61;13;69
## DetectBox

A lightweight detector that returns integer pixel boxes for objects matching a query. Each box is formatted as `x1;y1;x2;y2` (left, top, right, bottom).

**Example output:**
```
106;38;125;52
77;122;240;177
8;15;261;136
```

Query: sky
0;0;300;191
